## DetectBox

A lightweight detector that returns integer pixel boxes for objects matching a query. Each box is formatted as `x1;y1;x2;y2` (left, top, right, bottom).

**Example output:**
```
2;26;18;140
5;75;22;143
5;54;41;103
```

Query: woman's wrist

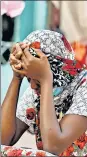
40;68;53;84
40;73;53;88
13;75;23;82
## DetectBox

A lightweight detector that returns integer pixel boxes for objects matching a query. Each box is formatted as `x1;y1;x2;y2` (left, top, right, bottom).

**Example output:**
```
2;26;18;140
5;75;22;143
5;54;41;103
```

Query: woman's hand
12;47;53;84
9;43;29;79
11;42;29;59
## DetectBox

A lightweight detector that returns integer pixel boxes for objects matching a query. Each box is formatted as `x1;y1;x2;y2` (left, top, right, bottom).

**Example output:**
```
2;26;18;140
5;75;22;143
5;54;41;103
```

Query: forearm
40;79;87;155
40;79;62;154
1;76;22;145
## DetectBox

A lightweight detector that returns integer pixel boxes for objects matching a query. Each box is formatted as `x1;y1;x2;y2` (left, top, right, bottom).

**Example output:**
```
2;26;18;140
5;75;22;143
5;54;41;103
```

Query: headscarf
25;30;85;88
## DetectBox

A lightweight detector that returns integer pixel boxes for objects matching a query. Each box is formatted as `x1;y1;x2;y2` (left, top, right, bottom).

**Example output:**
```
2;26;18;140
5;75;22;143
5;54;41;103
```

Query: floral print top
1;145;56;157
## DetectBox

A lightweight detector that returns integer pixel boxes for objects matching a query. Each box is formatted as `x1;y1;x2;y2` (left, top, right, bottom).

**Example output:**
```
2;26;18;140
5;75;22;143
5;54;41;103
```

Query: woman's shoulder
66;69;87;117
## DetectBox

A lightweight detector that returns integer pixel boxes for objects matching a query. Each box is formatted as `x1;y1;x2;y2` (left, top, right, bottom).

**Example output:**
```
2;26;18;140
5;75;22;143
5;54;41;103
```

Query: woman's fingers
10;43;30;71
9;54;20;65
24;48;33;59
24;47;45;60
11;43;25;57
11;44;16;54
13;49;17;56
10;56;22;70
14;59;27;70
12;65;25;75
11;42;29;59
14;43;29;57
21;54;28;65
21;62;28;70
15;52;22;59
14;62;22;69
20;43;29;49
15;43;23;59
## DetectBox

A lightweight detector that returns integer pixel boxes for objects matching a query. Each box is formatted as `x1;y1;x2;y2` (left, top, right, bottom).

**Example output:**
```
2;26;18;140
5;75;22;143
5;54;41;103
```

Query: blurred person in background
1;1;25;63
48;1;87;66
1;30;87;156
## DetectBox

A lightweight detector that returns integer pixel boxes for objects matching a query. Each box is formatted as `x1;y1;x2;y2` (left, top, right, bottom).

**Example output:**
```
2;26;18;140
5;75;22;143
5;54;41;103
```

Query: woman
1;30;87;156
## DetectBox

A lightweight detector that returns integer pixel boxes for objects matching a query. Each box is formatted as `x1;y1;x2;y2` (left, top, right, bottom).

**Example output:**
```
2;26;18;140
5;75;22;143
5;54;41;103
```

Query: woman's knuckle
24;48;28;53
29;57;33;63
26;62;29;67
25;65;28;70
42;55;47;60
11;55;14;59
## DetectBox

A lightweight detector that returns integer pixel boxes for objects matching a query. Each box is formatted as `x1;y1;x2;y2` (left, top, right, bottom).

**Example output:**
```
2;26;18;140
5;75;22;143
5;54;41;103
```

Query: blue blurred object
53;87;63;97
15;1;47;41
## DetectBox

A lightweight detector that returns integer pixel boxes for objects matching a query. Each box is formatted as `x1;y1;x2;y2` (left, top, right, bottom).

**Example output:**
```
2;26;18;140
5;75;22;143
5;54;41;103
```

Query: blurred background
1;0;87;148
1;1;47;103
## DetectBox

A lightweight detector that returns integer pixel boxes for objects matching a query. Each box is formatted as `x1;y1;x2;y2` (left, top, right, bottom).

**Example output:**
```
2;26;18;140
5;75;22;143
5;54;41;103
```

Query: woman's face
29;79;40;95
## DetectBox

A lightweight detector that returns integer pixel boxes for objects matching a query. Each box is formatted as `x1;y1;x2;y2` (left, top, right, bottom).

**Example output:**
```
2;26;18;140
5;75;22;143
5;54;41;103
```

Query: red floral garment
1;145;54;156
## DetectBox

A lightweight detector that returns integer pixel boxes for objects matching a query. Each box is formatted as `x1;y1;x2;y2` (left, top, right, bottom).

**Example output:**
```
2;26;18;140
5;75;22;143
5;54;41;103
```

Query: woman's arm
40;78;87;155
1;43;28;145
1;76;23;145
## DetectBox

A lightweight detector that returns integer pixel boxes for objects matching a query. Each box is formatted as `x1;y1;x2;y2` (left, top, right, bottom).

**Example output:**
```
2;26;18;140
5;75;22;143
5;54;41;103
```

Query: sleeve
16;86;38;134
51;1;60;9
66;71;87;117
